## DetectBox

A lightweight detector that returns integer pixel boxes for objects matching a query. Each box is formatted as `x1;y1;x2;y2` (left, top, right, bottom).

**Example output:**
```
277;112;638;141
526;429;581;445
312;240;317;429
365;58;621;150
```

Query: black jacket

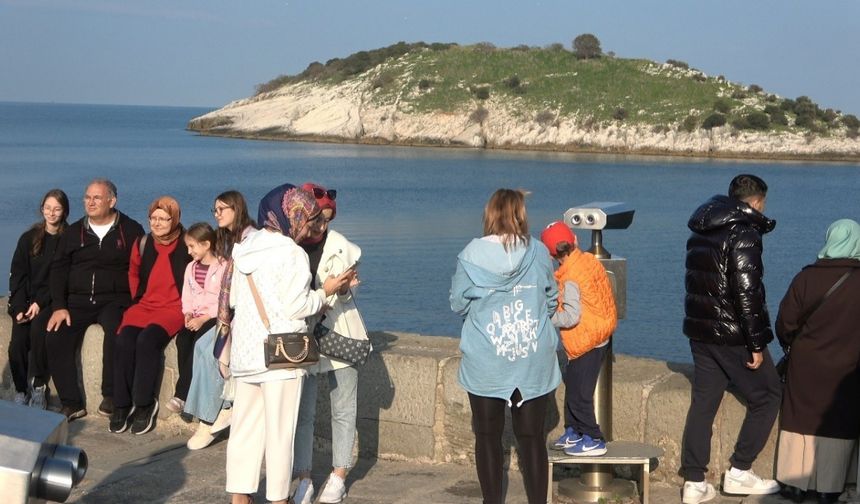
49;211;144;309
683;194;776;351
8;227;62;316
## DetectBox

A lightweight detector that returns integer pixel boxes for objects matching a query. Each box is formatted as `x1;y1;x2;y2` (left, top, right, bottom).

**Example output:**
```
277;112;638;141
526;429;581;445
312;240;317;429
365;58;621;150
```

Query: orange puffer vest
555;249;618;360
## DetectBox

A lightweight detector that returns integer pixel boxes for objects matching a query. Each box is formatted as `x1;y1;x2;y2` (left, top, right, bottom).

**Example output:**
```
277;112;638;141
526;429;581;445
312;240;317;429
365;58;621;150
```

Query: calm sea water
2;102;859;363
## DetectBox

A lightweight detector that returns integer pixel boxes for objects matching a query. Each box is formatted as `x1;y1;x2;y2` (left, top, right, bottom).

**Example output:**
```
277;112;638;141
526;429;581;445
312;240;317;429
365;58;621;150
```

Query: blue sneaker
564;434;607;456
552;427;582;450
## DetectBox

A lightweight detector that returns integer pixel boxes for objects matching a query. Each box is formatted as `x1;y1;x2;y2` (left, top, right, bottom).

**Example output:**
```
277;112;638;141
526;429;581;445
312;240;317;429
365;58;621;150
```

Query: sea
2;101;859;364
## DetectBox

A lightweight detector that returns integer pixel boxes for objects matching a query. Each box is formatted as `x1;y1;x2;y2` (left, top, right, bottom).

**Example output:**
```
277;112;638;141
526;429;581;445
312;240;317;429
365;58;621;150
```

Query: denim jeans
294;365;359;472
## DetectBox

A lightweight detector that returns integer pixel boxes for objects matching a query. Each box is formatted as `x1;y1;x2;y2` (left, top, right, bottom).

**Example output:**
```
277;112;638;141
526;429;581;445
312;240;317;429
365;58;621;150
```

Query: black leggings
113;324;172;408
468;390;551;504
173;318;216;400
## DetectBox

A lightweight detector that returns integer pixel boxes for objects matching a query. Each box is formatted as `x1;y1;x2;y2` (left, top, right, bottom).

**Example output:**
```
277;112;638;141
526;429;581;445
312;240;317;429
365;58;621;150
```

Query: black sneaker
98;397;114;417
130;400;158;435
60;405;87;422
109;406;135;433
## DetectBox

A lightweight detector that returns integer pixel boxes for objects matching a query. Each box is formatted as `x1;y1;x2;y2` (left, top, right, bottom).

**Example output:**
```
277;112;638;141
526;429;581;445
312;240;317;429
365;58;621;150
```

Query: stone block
0;298;13;395
439;354;473;463
644;371;705;485
357;418;436;461
80;324;106;413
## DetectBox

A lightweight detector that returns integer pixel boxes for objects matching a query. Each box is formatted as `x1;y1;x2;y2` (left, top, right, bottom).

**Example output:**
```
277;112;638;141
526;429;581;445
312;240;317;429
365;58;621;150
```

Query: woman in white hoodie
224;184;352;504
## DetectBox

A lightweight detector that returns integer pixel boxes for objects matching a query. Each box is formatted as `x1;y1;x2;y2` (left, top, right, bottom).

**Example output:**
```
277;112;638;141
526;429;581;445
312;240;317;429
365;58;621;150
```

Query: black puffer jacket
683;194;776;351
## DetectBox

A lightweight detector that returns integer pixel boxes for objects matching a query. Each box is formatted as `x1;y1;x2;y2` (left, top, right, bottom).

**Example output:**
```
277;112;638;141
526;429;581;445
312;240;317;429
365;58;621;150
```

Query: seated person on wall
7;189;70;409
110;196;191;436
46;178;144;421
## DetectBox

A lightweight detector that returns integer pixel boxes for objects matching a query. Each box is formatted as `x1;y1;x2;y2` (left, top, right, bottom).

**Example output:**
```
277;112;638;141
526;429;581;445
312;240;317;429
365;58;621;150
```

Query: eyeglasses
42;206;64;214
211;205;233;215
149;216;172;224
311;188;337;201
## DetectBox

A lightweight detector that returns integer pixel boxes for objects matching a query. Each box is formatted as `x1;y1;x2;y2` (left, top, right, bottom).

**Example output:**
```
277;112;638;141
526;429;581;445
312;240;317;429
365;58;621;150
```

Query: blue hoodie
450;236;561;405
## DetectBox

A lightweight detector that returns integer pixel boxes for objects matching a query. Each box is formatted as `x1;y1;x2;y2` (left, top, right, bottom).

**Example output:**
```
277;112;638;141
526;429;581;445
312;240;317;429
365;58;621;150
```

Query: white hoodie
229;229;325;380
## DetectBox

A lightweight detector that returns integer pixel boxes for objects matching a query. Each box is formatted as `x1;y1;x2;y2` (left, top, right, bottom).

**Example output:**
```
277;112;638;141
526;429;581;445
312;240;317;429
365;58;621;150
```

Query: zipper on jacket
90;273;96;304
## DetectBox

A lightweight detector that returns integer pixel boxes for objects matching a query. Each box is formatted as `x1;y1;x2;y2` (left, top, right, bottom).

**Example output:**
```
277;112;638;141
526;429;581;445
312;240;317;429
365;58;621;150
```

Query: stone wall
0;297;777;484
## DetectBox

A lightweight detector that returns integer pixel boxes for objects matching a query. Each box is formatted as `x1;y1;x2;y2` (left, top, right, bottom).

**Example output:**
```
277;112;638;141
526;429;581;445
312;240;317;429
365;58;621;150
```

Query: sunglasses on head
312;187;337;200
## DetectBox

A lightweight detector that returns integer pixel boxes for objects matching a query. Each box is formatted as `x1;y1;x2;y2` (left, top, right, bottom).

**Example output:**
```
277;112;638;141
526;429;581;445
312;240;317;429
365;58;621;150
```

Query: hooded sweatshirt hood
457;237;535;293
688;194;776;235
231;229;292;276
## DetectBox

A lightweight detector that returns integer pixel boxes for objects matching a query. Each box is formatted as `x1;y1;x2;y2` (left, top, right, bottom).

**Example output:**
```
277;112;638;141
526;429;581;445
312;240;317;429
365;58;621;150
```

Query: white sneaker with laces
29;384;47;409
293;478;314;504
318;473;346;503
722;468;780;495
682;481;716;504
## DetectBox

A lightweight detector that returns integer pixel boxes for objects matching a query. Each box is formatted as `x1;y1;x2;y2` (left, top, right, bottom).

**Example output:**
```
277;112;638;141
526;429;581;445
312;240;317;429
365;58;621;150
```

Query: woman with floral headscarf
110;196;190;436
224;184;352;504
775;219;860;504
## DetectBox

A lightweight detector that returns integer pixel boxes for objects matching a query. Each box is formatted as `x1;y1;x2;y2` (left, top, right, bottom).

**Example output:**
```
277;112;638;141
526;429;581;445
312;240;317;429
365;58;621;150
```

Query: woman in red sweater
110;196;190;435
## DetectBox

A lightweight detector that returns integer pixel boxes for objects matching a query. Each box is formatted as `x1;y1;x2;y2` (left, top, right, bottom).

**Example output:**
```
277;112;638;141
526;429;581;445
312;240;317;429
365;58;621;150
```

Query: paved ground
61;414;829;503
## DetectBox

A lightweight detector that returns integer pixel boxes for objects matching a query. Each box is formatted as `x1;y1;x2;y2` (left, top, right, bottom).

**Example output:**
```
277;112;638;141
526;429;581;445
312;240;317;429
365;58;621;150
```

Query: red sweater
119;240;185;336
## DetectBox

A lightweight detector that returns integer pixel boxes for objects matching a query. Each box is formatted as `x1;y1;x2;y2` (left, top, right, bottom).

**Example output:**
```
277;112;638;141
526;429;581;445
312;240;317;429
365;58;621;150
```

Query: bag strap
246;274;271;331
788;268;856;344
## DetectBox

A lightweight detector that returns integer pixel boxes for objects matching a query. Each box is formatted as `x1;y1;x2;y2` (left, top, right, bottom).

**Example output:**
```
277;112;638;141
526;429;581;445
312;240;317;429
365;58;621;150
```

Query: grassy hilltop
255;40;859;137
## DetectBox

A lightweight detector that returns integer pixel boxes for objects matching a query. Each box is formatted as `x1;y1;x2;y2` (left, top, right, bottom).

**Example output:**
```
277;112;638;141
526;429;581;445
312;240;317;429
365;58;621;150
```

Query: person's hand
745;351;763;370
25;302;40;320
15;312;28;324
186;316;209;331
47;309;71;332
323;270;354;297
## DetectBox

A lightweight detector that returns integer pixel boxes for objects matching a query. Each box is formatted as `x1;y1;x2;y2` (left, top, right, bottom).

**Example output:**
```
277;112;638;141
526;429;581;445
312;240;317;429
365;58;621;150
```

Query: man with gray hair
46;179;144;420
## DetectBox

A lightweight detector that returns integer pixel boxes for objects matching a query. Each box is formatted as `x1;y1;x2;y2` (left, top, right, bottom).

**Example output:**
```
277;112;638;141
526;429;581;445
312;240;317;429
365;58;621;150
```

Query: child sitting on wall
542;221;617;457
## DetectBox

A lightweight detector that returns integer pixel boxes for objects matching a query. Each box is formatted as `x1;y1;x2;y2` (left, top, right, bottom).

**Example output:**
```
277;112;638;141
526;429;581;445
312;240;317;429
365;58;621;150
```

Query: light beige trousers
226;376;304;501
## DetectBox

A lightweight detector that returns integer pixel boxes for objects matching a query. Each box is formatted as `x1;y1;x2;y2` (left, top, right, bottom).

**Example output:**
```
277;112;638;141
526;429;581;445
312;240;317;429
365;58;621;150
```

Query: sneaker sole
109;407;136;434
567;447;608;457
67;410;87;422
722;485;780;495
133;400;159;435
682;488;716;504
97;408;112;417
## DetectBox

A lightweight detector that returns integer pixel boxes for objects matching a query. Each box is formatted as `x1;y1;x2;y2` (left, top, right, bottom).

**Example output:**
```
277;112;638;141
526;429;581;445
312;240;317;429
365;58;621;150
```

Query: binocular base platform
548;440;663;504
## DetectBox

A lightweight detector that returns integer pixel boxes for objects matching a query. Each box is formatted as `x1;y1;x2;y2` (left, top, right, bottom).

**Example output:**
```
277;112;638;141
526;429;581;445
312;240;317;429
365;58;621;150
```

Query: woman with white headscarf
223;184;352;504
775;219;860;504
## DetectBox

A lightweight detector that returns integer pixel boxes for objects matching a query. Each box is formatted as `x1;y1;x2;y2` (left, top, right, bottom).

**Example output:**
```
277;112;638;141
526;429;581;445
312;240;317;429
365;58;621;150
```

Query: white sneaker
13;392;29;406
722;468;780;495
210;407;232;434
186;422;215;450
293;478;314;504
318;473;346;503
29;384;47;410
682;481;716;504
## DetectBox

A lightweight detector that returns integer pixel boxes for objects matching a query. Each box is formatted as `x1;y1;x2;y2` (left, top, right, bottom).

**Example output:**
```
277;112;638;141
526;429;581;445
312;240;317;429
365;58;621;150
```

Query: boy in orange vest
541;221;617;456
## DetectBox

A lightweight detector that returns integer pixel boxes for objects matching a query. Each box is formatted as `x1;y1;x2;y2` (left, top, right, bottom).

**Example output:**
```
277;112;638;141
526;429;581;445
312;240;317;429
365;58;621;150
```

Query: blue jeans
294;365;358;472
183;327;225;423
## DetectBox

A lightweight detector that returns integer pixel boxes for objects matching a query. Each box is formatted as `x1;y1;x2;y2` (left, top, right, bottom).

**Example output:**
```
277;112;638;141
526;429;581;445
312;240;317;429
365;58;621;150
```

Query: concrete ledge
0;297;776;483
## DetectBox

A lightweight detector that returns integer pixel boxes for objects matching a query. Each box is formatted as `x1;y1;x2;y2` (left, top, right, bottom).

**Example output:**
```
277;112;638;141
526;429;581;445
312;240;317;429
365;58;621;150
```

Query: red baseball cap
540;221;577;257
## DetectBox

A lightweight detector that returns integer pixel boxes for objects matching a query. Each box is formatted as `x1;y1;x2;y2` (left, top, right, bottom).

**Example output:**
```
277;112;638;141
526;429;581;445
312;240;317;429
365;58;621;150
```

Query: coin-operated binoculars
0;401;88;503
559;202;634;501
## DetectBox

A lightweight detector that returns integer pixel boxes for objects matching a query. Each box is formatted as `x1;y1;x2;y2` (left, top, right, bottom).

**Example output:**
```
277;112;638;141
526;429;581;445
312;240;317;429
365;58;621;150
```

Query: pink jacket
181;258;226;319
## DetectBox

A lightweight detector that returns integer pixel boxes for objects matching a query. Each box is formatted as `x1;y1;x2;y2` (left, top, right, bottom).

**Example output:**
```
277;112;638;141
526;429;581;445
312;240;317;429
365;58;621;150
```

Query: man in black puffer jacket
679;174;782;504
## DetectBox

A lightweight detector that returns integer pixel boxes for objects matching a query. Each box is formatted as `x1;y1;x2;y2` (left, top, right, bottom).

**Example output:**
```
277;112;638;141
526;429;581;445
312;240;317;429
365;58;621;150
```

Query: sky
1;0;859;114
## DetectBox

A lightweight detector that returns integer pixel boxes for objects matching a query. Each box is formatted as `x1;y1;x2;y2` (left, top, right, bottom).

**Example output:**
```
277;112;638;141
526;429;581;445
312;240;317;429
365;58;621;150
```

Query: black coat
776;258;860;438
8;227;61;316
683;194;776;351
49;211;144;309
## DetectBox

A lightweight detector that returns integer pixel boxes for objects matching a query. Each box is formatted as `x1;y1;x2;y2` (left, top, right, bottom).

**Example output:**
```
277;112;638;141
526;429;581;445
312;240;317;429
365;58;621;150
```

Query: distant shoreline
190;129;860;164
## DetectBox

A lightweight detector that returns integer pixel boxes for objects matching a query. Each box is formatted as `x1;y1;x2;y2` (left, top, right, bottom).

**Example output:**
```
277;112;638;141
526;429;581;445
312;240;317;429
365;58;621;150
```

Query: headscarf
301;182;336;247
214;184;320;370
818;219;860;260
148;196;182;245
257;184;320;241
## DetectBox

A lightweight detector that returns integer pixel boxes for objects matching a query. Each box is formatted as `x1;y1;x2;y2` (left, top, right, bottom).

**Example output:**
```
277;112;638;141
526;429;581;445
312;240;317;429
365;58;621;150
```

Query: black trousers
46;300;125;409
468;390;551;504
8;309;52;392
173;318;216;401
681;340;781;482
563;344;606;439
113;324;172;408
